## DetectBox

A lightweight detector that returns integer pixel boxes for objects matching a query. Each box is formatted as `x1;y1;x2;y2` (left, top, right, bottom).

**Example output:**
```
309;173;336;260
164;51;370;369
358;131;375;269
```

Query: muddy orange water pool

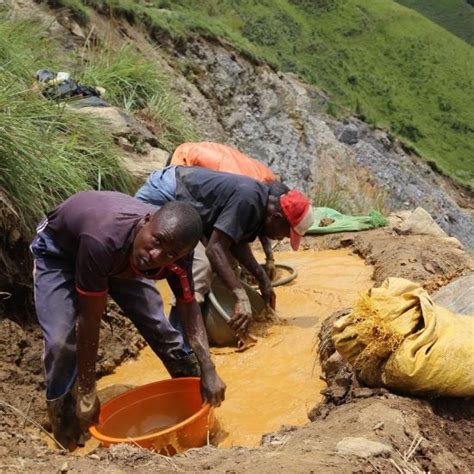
96;249;373;448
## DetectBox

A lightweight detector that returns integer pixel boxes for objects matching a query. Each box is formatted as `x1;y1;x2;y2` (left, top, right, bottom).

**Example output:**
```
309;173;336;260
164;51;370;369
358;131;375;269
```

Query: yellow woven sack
332;277;474;397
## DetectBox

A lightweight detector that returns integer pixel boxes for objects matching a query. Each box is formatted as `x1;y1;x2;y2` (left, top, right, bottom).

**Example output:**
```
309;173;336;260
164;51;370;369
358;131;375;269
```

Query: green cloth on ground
307;207;387;234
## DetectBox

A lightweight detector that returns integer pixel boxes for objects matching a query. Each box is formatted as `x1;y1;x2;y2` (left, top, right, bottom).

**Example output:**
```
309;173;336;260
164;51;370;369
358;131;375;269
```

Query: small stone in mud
353;387;375;398
336;437;393;458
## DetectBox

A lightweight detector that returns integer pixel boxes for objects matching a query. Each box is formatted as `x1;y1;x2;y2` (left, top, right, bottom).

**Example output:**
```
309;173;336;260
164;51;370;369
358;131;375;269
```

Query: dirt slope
0;228;472;472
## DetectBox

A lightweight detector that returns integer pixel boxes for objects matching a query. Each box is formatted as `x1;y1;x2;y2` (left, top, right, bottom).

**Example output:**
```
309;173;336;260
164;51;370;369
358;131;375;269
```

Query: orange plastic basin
90;377;213;455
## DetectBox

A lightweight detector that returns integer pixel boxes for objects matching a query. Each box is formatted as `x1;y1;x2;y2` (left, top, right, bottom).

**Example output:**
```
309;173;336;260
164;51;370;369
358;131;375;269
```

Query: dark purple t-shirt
174;166;269;243
45;190;194;301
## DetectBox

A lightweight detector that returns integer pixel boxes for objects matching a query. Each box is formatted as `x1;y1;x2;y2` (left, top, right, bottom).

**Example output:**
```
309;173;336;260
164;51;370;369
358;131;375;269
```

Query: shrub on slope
395;0;474;46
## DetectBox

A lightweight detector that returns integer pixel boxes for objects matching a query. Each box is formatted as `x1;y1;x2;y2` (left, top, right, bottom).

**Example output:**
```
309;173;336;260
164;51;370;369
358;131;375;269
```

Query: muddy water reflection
98;249;373;447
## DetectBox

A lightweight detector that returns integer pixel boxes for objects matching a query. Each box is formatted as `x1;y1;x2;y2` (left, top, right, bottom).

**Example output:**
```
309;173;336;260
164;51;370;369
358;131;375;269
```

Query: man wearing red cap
136;166;313;339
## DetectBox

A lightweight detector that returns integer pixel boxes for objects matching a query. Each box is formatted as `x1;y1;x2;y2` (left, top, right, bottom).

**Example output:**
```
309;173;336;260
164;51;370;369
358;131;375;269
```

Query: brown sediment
97;249;373;448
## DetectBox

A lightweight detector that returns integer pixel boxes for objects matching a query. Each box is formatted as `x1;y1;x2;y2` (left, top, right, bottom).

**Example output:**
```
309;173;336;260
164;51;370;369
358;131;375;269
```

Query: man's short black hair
152;201;202;250
268;182;290;212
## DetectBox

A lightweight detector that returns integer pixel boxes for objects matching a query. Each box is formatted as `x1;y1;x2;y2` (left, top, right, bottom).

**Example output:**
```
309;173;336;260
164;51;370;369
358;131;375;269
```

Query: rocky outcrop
162;37;473;248
74;106;157;145
336;123;359;145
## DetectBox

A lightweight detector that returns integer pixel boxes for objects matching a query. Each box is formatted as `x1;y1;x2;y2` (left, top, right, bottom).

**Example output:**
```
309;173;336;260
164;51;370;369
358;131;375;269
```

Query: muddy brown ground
0;228;472;472
1;0;473;469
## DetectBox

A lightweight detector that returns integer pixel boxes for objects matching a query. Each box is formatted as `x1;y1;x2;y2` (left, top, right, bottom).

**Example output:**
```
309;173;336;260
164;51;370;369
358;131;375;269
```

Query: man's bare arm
231;242;276;309
206;229;252;335
176;300;226;407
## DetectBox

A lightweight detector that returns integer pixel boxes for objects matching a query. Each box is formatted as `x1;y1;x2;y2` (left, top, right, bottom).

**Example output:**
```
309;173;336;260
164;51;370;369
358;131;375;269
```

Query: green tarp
307;207;387;234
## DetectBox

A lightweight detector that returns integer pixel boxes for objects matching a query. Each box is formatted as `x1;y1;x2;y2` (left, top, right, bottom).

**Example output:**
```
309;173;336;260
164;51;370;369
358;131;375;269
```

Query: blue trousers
31;230;193;401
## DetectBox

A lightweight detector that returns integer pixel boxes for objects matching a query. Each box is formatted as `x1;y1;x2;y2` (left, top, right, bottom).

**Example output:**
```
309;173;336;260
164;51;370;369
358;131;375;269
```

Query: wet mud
97;249;373;447
0;231;472;472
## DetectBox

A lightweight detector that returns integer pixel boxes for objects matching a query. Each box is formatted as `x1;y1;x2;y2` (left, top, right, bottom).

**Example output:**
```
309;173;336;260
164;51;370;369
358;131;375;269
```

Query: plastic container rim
89;377;211;444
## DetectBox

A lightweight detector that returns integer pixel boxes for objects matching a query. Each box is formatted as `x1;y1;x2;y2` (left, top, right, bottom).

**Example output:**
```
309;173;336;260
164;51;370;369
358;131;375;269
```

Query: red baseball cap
280;190;314;250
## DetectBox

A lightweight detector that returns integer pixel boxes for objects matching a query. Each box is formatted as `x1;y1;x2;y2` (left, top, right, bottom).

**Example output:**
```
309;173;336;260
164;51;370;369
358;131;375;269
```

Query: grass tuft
79;42;201;149
312;177;390;216
0;17;133;234
137;92;200;151
79;43;166;112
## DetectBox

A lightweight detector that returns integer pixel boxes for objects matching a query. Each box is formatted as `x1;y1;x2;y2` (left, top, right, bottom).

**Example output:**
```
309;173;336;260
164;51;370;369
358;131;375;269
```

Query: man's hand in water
231;288;252;336
258;274;276;310
200;369;226;407
176;300;226;407
264;258;276;280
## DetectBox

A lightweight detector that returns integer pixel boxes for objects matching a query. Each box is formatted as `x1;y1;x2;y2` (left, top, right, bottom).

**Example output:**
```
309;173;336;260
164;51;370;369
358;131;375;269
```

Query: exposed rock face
166;38;473;248
175;40;362;195
349;124;474;248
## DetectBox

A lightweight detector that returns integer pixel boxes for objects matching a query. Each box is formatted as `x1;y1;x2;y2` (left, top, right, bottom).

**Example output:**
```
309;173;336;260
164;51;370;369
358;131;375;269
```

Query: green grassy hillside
69;0;474;188
395;0;474;45
0;10;197;233
0;16;133;232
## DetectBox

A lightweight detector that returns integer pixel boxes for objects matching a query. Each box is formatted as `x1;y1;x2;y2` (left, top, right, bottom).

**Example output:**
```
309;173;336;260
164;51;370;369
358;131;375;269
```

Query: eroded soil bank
0;229;472;473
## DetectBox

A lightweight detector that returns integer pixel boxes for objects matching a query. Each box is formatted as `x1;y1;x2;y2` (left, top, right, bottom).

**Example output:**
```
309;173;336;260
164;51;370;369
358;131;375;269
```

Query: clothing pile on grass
35;69;109;108
332;277;474;397
307;207;387;234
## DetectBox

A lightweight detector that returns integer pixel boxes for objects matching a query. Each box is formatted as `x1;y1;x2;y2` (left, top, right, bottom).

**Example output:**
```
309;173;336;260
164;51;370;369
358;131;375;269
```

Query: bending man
135;166;314;339
31;191;226;450
169;141;277;278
